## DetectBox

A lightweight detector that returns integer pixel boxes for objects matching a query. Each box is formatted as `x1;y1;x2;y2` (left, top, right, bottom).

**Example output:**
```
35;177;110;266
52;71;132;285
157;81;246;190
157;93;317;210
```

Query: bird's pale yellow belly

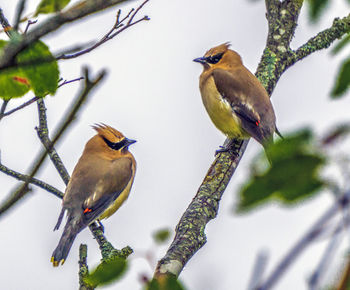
200;76;248;139
99;169;135;220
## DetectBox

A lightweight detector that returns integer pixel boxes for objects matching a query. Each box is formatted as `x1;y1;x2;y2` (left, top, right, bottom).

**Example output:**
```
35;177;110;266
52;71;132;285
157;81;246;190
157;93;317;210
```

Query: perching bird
51;124;136;267
193;42;281;150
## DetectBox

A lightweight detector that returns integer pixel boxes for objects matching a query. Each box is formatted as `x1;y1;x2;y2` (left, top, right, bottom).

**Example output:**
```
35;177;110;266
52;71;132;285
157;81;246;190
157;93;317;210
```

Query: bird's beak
124;138;137;147
193;57;207;64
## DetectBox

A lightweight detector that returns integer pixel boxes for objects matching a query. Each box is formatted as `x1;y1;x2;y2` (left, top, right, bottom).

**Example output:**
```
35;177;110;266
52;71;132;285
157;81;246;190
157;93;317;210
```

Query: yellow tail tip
51;257;65;267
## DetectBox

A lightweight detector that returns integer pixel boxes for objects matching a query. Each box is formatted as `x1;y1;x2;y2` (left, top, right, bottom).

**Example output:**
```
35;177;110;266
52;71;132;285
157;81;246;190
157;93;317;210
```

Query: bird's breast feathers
200;75;249;139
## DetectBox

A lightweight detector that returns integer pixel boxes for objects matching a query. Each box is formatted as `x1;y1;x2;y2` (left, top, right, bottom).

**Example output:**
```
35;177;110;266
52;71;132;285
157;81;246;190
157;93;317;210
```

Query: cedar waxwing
193;43;281;150
51;124;136;267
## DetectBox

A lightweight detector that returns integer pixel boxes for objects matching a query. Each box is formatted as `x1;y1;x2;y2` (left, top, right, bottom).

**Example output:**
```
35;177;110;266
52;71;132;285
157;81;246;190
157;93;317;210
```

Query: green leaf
0;40;30;99
84;257;127;288
331;57;350;98
17;41;59;96
153;228;171;244
307;0;329;22
237;129;326;213
147;276;185;290
332;33;350;55
0;40;59;99
35;0;70;16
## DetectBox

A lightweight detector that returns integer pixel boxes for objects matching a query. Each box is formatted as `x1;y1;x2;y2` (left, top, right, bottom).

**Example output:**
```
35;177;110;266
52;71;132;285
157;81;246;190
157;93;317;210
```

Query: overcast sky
1;0;350;289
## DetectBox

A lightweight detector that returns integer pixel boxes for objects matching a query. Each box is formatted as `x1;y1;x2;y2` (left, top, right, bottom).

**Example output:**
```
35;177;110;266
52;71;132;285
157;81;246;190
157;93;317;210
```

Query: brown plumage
194;43;281;149
51;124;136;267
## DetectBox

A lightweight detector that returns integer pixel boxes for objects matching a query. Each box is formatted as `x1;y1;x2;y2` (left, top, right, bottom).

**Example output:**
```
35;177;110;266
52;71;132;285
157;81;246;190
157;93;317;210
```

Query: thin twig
308;221;344;290
14;0;26;31
127;0;149;25
0;77;83;119
56;0;149;60
0;100;9;121
35;98;70;184
58;77;84;88
2;97;39;118
248;251;269;290
256;191;350;290
0;162;63;198
24;19;37;34
0;67;106;216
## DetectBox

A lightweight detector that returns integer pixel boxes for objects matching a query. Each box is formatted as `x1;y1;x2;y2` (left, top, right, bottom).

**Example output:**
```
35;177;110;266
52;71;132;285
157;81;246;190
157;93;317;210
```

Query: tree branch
79;244;93;290
287;13;350;68
0;100;9;121
0;0;134;70
35;98;70;185
154;139;248;277
0;161;63;198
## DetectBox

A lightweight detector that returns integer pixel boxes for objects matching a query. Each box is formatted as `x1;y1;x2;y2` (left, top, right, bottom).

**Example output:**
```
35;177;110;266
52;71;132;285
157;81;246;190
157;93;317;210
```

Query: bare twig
256;192;350;290
58;77;84;88
24;19;37;34
0;77;83;120
0;0;135;70
0;162;63;198
35;98;70;185
0;67;106;216
57;0;150;60
2;97;39;118
248;251;269;290
308;221;344;290
0;100;9;121
14;0;26;31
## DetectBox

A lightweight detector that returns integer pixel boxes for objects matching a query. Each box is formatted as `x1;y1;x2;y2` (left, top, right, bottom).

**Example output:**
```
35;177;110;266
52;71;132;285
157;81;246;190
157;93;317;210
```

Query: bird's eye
207;53;223;64
103;137;127;150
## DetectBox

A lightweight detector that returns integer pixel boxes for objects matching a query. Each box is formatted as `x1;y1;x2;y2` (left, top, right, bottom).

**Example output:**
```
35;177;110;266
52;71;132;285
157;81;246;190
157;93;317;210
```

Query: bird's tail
51;217;80;267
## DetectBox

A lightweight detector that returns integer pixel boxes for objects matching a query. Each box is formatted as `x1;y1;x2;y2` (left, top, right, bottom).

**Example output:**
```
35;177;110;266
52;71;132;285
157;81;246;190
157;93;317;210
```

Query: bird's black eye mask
206;52;224;64
103;137;127;150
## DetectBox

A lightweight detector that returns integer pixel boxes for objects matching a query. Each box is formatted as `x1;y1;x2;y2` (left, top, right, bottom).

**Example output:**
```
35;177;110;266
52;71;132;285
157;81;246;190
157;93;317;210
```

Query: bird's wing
83;157;133;223
66;156;133;224
212;68;267;144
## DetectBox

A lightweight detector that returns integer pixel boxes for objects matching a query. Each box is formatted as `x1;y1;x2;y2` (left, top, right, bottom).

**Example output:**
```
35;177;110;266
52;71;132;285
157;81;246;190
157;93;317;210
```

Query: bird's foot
215;145;230;155
215;139;243;157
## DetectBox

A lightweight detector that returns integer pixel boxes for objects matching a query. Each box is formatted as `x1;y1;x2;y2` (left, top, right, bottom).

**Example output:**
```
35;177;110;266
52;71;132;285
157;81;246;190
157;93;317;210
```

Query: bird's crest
204;42;231;57
92;123;125;143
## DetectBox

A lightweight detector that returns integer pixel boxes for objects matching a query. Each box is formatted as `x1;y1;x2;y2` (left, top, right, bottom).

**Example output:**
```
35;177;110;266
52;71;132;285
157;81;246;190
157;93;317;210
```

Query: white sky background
0;0;350;289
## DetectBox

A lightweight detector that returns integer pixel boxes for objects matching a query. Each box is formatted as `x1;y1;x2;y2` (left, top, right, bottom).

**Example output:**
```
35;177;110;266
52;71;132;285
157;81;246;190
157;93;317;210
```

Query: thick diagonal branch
154;1;350;280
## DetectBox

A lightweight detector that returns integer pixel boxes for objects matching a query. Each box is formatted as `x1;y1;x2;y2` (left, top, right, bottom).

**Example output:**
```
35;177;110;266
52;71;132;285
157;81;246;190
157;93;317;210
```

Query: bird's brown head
89;123;136;154
193;42;242;69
